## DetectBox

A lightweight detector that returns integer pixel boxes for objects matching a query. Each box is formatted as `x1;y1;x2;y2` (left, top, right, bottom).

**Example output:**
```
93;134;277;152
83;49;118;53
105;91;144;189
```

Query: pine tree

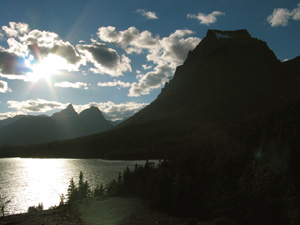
67;178;78;202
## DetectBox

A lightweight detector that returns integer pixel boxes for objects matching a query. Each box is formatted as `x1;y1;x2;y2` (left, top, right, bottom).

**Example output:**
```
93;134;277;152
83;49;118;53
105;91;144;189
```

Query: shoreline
0;205;82;225
0;197;195;225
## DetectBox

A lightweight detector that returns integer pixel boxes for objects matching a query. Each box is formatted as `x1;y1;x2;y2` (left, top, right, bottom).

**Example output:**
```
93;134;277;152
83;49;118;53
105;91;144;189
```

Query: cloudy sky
0;0;299;121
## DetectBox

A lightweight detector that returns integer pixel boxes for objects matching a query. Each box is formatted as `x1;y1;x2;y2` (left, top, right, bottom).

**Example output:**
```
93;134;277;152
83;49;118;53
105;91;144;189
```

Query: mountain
51;104;92;138
0;115;26;129
122;29;299;127
79;106;114;133
108;119;125;127
0;105;113;147
0;116;62;146
2;29;300;224
1;29;300;159
52;104;78;120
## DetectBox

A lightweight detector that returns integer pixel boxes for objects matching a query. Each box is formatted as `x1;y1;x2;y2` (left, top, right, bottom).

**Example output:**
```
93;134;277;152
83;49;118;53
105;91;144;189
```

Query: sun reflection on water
0;158;150;215
14;158;67;212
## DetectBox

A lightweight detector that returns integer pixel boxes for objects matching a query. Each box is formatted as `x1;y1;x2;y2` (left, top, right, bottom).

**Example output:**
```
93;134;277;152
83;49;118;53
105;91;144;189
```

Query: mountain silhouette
79;106;114;133
51;104;92;138
52;104;78;120
1;29;300;159
0;105;113;147
122;29;300;127
2;29;300;224
0;115;26;129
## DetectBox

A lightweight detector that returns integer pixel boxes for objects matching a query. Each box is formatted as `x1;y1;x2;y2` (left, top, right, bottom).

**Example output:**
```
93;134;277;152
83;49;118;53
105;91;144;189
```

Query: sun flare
25;54;69;82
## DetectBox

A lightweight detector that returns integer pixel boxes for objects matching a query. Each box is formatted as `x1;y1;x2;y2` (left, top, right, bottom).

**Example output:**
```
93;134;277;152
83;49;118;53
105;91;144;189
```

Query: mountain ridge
0;29;300;159
0;105;114;147
121;29;298;127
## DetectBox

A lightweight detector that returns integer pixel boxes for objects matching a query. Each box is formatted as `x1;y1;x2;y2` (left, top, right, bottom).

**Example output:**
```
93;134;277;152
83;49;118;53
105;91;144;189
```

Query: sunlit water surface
0;158;151;215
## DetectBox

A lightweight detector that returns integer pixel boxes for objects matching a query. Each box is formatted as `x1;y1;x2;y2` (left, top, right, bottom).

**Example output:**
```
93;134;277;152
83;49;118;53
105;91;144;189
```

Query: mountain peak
79;106;101;115
61;104;77;115
124;29;299;127
206;29;251;40
79;106;114;132
66;103;75;111
88;106;100;111
52;103;78;119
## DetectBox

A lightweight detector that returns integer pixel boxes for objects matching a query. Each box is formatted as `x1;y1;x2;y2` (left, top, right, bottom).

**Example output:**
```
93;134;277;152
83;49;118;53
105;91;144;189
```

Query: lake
0;158;151;215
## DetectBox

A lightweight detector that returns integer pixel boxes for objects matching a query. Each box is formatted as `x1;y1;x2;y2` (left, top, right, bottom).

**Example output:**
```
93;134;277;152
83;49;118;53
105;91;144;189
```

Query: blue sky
0;0;299;121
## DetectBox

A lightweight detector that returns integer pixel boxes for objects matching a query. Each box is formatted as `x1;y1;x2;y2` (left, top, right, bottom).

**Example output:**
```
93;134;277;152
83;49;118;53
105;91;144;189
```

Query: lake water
0;158;150;215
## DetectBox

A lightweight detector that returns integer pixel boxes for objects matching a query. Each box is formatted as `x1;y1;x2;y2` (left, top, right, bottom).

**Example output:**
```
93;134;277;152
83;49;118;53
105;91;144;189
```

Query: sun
25;54;69;82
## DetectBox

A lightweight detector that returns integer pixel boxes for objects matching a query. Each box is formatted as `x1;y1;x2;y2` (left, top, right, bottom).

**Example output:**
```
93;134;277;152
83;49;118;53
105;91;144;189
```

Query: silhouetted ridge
0;104;114;147
282;55;300;77
2;30;300;224
206;29;251;39
124;29;292;126
52;104;78;120
79;106;114;132
1;29;300;161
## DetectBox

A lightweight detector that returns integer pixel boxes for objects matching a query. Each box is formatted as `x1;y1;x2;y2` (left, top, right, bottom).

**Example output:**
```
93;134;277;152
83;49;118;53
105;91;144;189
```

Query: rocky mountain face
1;29;300;159
123;29;300;127
0;105;113;146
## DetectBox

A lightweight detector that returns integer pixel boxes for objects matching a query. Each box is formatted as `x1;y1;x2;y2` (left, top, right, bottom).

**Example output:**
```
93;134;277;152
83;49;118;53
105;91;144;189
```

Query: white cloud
0;74;34;82
128;29;200;97
149;29;200;67
2;22;29;38
0;80;12;93
97;79;131;88
267;3;300;27
129;62;171;97
267;8;292;26
292;3;300;20
3;99;148;121
54;81;88;89
76;42;131;77
0;23;84;81
142;64;152;70
97;26;159;54
187;11;225;25
0;111;25;120
136;9;158;19
75;101;149;120
7;99;68;113
97;27;200;96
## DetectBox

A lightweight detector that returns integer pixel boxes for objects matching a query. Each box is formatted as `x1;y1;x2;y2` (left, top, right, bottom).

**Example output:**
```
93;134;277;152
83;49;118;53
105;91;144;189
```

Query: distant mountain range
1;29;300;160
0;104;114;147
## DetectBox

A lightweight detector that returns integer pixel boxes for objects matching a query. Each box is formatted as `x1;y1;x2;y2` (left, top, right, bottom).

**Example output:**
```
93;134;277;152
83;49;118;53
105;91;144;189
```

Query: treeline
106;147;300;225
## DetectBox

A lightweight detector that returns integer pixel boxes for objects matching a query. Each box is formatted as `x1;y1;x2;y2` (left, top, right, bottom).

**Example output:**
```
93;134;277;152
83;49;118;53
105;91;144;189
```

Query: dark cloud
76;43;131;76
77;43;119;68
8;99;67;112
52;43;81;64
0;50;31;75
27;42;81;65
